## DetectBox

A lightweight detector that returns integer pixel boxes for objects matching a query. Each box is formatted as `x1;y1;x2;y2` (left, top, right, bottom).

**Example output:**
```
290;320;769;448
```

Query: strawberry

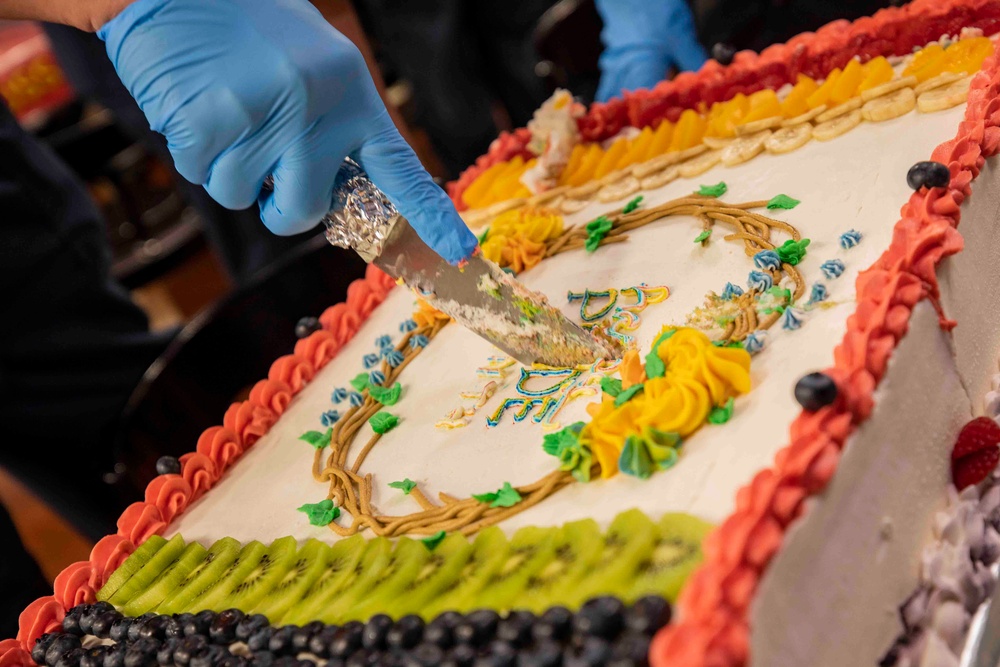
951;416;1000;490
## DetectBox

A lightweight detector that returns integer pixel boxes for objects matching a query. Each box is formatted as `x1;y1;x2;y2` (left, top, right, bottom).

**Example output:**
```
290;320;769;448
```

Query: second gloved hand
98;0;477;264
594;0;708;103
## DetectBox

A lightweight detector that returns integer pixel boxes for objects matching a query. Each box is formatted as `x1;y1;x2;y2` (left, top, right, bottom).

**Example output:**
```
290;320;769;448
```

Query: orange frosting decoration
88;535;136;590
293;332;340;371
144;474;193;524
223;401;276;449
52;562;96;611
180;452;219;500
16;597;63;649
267;355;315;394
0;639;31;667
116;502;166;544
196;425;242;469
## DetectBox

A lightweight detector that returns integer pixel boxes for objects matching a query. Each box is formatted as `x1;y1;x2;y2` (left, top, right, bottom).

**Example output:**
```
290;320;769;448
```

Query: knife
272;159;616;368
960;562;1000;667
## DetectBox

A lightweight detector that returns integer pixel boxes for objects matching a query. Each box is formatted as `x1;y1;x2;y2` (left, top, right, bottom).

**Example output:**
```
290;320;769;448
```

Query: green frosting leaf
388;478;417;494
767;194;800;210
693;229;711;244
540;423;592;482
708;398;735;424
644;329;676;379
473;482;522;508
542;422;584;457
618;428;681;480
369;382;403;406
584;216;614;253
297;499;340;527
600;376;623;397
613;383;645;407
370;411;400;434
775;238;810;266
622;195;644;214
421;530;447;551
349;372;370;392
697;182;727;198
477;227;490;244
298;428;332;450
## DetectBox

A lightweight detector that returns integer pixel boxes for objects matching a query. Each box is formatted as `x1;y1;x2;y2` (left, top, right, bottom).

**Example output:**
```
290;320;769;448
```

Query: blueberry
328;622;363;659
103;642;127;667
291;621;324;653
609;632;651;667
236;614;271;642
183;611;215;638
109;617;133;643
164;616;184;640
533;606;572;642
78;607;99;637
247;626;275;652
794;371;838;411
565;636;611;667
173;635;208;666
63;606;86;637
210;609;245;644
129;614;158;642
573;597;625;639
81;647;108;667
189;645;228;667
124;637;162;667
625;596;671;635
268;626;298;656
475;641;517;667
91;610;123;639
45;634;83;666
404;643;444;667
424;611;460;649
249;651;276;667
496;611;534;647
344;649;373;667
53;647;87;667
386;615;424;650
308;625;339;658
139;615;172;642
33;633;60;663
155;456;182;476
454;610;498;646
156;638;180;666
219;655;249;667
444;643;476;667
519;640;563;667
906;161;950;190
711;42;736;65
362;614;393;650
295;317;322;339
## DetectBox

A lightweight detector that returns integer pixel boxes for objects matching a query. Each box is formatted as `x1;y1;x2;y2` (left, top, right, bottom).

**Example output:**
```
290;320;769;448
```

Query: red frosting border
1;265;396;664
446;0;1000;211
649;24;1000;667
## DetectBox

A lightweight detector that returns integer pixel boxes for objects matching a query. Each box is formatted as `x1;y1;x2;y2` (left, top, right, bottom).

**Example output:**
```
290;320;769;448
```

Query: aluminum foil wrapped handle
263;158;398;263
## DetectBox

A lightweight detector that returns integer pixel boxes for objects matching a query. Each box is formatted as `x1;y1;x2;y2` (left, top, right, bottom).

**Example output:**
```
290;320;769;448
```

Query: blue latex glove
594;0;708;103
98;0;477;264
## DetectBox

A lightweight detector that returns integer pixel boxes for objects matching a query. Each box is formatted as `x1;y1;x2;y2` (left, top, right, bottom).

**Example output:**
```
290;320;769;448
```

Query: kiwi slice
471;525;557;613
121;542;209;616
251;538;334;624
107;534;187;606
205;536;296;612
390;533;474;618
282;535;391;626
341;537;432;622
564;509;657;607
520;519;603;613
157;537;245;614
97;535;168;602
422;527;509;618
193;540;268;611
625;512;713;602
311;537;406;624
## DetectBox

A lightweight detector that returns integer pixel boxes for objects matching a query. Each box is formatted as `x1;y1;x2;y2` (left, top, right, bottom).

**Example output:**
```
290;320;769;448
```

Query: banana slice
598;169;630;186
559;198;590;214
567;181;601;199
640;166;679;190
677;144;709;161
815;97;864;123
860;75;917;102
917;75;973;113
735;116;784;135
527;185;568;207
780;106;827;127
721;130;771;166
597;176;641;202
765;124;813;154
812;109;863;141
914;71;965;95
631;152;681;178
862;86;916;122
678;148;723;178
703;135;735;149
460;209;492;229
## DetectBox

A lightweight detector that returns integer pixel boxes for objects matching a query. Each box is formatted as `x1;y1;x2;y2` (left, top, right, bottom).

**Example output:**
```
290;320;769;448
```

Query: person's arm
0;0;131;32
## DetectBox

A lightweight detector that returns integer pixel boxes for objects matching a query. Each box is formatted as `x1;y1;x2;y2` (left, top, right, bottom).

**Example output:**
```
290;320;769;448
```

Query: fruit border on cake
5;2;1000;666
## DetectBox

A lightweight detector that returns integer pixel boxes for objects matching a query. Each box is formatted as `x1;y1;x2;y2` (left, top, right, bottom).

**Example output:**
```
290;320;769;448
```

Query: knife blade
274;159;616;367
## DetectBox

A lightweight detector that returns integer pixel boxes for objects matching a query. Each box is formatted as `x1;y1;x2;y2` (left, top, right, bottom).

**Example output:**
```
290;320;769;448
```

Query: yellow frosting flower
656;327;751;405
481;234;547;274
619;349;646;389
412;299;451;328
481;207;564;273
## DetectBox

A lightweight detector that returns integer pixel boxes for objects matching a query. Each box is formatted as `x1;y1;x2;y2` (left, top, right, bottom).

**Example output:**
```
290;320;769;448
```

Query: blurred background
0;0;895;618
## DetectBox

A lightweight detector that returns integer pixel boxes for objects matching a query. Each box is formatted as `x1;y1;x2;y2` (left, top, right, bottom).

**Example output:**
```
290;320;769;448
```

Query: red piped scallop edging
446;0;1000;211
648;31;1000;667
0;265;396;666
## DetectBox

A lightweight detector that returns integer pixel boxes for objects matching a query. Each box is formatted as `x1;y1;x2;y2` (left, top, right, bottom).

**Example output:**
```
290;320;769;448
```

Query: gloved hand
98;0;478;264
594;0;708;103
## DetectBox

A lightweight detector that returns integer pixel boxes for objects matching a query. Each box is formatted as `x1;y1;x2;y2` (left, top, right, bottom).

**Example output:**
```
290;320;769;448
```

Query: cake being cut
8;2;1000;666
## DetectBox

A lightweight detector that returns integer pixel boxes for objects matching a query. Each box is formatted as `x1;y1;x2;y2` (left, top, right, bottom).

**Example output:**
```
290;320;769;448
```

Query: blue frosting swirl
362;353;380;369
753;249;782;271
840;229;862;249
747;270;773;293
820;259;845;279
331;388;348;403
320;410;341;427
721;282;744;300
